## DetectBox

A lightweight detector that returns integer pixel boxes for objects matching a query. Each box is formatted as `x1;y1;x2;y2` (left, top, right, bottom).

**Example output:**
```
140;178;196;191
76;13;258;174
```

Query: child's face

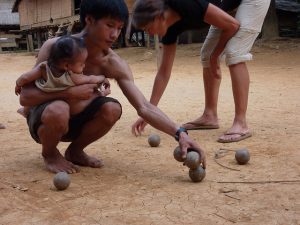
86;16;124;50
67;49;88;74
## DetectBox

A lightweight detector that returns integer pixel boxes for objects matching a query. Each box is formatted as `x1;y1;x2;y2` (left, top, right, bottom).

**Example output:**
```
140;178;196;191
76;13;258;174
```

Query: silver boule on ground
148;134;161;147
235;148;250;165
53;172;71;191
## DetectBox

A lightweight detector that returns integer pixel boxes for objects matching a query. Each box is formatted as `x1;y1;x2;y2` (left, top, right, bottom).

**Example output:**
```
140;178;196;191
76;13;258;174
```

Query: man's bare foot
0;123;5;129
182;114;219;130
43;150;80;174
17;107;28;118
65;148;104;168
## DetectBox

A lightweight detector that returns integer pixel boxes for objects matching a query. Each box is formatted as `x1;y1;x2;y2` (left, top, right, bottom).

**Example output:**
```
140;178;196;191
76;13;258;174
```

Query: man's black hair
80;0;129;27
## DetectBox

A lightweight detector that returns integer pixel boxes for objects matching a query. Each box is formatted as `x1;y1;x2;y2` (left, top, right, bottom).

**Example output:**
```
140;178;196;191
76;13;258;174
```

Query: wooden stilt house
12;0;137;51
0;0;23;52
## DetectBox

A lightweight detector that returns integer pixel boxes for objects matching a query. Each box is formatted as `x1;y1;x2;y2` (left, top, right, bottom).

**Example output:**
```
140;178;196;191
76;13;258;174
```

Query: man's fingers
199;150;206;169
180;146;188;159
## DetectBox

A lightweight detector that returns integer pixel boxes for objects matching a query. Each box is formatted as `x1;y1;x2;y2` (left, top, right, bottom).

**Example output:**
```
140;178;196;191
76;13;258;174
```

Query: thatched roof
0;0;19;25
276;0;300;12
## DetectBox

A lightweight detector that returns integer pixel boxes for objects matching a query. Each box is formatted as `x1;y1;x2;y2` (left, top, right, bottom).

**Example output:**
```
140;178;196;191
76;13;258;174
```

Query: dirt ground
0;38;299;225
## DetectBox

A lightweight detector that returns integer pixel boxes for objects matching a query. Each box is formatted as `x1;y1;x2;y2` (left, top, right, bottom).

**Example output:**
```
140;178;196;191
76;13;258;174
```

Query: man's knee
41;101;70;132
98;102;122;125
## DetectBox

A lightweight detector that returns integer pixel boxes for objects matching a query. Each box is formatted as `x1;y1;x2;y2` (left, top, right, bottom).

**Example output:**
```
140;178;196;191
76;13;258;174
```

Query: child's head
132;0;167;36
48;36;88;74
79;0;129;50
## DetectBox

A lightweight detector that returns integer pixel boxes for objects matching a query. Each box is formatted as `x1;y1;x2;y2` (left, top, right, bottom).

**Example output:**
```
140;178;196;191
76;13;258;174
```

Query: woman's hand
131;117;148;136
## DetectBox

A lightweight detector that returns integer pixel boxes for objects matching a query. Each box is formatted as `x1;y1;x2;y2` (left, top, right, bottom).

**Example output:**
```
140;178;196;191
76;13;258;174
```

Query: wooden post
154;35;159;51
125;15;132;47
27;34;34;52
146;33;150;48
37;31;42;49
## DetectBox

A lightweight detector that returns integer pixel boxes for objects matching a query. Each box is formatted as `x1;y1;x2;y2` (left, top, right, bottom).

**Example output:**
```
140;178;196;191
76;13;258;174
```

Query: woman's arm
204;3;240;78
130;44;176;135
149;43;177;106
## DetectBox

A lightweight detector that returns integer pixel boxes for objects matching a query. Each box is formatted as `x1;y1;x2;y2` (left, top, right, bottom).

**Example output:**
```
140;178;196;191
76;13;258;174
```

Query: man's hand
66;83;99;100
178;132;206;169
97;78;111;96
131;117;148;136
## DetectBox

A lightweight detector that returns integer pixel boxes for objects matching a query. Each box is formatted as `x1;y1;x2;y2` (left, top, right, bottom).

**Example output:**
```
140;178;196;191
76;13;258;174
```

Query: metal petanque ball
148;134;161;147
235;148;250;165
189;166;206;182
184;151;200;169
53;172;71;191
173;146;185;162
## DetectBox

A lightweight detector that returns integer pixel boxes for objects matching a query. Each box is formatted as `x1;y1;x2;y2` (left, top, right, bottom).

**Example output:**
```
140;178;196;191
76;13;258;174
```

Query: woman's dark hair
48;36;86;67
80;0;129;27
132;0;167;29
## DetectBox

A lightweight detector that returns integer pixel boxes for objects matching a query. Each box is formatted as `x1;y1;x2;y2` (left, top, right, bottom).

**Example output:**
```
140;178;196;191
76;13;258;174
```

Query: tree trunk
261;0;279;40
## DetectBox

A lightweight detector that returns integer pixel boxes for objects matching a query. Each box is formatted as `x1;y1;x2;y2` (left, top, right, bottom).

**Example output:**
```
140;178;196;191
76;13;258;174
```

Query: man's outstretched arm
102;50;206;168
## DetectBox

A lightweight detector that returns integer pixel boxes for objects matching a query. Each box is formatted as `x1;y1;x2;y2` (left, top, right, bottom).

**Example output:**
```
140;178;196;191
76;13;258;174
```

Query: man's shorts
27;96;122;143
201;0;271;67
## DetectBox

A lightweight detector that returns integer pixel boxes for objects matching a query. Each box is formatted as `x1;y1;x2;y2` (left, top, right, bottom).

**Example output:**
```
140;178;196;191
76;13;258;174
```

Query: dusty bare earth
0;39;300;225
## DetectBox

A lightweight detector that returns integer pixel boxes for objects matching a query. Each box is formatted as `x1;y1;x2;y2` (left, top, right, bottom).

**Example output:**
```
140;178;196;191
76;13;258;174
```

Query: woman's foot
182;114;219;130
218;123;251;143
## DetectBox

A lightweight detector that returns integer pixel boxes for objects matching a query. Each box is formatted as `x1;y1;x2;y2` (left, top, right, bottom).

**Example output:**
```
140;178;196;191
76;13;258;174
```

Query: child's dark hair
80;0;129;27
48;36;86;67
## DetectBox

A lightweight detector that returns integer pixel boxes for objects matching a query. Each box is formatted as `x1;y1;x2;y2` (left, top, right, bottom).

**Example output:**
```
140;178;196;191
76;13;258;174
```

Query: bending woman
131;0;270;143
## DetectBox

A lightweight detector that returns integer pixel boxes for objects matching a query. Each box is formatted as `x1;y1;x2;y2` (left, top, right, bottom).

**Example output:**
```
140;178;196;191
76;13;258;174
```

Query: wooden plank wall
18;0;135;29
18;0;72;28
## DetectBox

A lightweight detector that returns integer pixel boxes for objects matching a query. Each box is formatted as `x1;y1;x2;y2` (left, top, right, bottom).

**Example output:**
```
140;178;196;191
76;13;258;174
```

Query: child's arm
70;74;106;86
15;64;43;95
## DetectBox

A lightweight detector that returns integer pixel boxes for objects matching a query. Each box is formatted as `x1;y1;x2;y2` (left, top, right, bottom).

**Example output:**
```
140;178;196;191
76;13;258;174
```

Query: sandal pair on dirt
182;121;252;143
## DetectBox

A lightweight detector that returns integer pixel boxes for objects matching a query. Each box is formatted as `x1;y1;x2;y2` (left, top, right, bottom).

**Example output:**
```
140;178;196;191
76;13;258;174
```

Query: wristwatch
175;127;188;141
